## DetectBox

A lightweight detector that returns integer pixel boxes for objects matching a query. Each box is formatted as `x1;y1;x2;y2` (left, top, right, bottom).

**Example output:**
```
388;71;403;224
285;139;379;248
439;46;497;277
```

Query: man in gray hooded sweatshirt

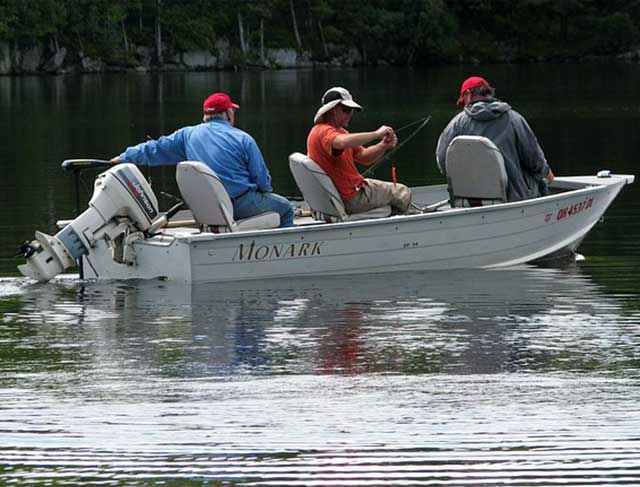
436;76;554;201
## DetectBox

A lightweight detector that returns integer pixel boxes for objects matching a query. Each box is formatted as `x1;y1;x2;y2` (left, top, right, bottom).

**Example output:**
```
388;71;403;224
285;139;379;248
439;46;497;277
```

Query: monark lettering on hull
233;241;324;262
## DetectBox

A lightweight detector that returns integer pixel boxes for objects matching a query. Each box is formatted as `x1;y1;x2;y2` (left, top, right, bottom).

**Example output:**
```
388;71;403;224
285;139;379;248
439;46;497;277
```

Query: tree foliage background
0;0;638;66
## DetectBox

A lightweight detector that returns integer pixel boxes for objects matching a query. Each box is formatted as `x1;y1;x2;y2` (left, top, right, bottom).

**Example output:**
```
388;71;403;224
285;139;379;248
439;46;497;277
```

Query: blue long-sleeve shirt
119;118;272;198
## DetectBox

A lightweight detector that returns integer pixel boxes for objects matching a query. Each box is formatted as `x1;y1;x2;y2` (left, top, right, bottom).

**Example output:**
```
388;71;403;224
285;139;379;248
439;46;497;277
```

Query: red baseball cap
456;76;491;106
203;92;240;114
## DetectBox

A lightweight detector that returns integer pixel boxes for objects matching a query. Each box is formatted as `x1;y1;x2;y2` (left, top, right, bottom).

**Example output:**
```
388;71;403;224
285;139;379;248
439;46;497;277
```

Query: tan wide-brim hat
313;87;363;123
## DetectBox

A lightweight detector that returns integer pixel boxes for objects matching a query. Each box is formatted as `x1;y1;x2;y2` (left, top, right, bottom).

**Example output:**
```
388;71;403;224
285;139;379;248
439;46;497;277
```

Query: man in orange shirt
306;87;412;215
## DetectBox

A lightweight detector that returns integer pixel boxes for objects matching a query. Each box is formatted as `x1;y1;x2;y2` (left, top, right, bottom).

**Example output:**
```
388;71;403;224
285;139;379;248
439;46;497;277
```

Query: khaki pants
344;178;411;215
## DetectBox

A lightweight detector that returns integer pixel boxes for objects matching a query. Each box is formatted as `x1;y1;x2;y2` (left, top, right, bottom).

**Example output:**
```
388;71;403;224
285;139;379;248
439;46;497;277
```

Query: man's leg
344;179;411;214
233;190;296;227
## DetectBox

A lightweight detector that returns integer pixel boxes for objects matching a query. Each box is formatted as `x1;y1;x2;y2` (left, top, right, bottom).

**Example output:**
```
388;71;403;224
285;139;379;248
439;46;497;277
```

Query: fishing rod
361;115;431;178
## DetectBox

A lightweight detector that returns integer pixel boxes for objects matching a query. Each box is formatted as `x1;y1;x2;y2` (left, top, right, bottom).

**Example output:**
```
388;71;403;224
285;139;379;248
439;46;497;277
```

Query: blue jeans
232;190;295;227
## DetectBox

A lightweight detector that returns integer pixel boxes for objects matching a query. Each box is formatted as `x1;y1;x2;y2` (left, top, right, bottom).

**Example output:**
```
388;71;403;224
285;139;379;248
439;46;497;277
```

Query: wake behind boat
17;137;634;283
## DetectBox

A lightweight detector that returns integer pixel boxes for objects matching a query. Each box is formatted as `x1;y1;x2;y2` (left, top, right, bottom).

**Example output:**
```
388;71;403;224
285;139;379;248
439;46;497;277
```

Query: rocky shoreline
3;40;640;75
0;40;371;75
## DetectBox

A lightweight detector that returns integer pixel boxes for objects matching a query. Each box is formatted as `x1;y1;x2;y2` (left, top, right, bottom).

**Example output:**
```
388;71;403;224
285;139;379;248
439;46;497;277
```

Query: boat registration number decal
553;197;594;222
232;240;324;262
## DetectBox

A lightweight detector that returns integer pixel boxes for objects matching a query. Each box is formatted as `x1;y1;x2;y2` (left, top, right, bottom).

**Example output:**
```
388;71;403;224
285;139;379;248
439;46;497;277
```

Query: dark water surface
1;64;640;485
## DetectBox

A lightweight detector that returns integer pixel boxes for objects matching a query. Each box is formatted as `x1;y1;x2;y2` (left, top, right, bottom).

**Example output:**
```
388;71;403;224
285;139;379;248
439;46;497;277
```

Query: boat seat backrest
445;136;508;208
288;152;391;222
289;152;347;219
176;161;280;232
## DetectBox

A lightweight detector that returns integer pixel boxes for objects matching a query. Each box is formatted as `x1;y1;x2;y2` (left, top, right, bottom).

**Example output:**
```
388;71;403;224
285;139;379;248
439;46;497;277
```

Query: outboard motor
18;164;159;282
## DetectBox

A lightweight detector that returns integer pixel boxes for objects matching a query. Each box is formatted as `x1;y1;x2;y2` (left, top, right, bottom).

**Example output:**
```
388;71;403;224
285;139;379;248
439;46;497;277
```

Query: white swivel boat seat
445;135;508;208
288;152;391;222
176;161;280;232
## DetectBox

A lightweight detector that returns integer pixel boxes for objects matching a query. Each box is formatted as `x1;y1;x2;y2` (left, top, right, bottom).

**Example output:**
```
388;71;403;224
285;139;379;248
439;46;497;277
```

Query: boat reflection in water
5;265;637;377
1;266;639;486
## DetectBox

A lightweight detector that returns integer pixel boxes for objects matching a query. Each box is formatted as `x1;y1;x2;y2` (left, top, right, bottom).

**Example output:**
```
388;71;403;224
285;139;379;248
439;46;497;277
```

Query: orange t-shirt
306;124;365;201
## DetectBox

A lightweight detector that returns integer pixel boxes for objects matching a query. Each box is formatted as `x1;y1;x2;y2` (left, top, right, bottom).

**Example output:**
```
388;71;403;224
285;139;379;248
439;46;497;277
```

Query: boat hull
81;174;633;283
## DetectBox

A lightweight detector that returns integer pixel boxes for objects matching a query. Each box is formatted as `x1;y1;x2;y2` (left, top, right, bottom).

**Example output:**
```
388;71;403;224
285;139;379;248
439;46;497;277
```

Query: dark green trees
0;0;638;69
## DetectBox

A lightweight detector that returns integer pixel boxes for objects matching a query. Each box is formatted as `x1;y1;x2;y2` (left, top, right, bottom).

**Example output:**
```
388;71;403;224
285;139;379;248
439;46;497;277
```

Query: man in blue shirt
110;92;295;227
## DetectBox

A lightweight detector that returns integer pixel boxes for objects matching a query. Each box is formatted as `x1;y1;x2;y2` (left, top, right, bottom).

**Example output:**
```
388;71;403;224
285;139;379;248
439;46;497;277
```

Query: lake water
1;64;640;486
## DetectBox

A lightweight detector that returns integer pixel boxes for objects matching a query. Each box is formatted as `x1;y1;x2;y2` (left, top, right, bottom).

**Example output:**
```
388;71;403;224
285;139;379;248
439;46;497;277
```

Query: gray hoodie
436;98;550;201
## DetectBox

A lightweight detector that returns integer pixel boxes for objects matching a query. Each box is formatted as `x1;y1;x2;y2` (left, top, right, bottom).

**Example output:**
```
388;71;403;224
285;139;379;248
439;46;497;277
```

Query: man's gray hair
203;112;228;123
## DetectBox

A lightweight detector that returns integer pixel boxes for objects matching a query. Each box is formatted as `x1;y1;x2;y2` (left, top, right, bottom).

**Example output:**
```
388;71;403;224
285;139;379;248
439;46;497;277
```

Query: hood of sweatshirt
464;98;511;121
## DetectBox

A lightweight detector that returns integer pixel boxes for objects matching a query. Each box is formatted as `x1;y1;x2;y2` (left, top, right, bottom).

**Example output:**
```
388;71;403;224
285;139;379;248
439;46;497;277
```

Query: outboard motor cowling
18;164;159;282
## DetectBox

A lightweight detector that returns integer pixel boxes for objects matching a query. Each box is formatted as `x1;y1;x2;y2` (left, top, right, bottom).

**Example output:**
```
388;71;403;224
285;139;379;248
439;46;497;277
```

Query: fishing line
394;115;431;134
361;115;431;177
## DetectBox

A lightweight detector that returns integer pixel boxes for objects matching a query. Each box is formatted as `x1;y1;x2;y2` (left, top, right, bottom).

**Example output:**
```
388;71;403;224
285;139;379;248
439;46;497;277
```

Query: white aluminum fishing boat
17;136;634;283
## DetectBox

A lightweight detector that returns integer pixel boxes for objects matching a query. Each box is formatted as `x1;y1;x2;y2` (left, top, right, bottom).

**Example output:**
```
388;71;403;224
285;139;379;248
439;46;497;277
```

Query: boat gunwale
167;176;627;243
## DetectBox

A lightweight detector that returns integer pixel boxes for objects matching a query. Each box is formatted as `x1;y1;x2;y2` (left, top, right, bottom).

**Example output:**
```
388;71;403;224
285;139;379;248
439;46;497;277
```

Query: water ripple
1;268;640;485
